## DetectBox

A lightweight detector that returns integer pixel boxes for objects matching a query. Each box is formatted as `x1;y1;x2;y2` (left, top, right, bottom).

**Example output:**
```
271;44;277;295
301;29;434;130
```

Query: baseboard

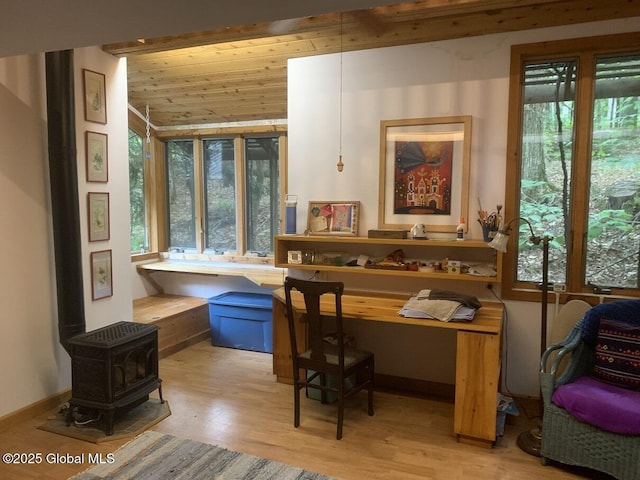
159;331;210;358
0;389;70;430
374;373;455;401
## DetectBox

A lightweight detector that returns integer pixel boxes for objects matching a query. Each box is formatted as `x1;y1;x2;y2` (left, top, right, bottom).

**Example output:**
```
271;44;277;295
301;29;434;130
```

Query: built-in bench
133;294;209;358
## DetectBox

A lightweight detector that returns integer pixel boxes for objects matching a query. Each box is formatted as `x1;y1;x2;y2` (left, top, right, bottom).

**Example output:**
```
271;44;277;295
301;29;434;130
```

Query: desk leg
454;330;500;447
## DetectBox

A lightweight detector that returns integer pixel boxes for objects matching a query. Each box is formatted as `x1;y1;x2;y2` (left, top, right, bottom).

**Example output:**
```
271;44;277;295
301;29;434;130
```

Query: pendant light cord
337;13;344;172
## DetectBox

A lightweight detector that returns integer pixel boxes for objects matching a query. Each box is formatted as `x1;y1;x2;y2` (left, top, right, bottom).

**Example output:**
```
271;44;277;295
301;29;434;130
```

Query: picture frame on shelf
378;116;471;233
90;249;112;300
307;201;359;236
83;69;107;124
85;131;108;182
87;192;110;242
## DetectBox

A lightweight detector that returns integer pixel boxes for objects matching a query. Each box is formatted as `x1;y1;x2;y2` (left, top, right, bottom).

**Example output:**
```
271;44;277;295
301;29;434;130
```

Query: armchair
540;299;640;480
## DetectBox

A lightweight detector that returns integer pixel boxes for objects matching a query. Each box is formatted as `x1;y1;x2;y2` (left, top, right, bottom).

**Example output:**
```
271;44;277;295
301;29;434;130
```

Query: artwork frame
306;201;360;236
85;131;109;182
90;249;113;300
83;69;107;124
87;192;110;242
378;116;472;233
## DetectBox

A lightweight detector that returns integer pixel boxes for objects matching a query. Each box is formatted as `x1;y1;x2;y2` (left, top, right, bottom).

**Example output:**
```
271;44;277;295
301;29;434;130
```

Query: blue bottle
285;194;297;234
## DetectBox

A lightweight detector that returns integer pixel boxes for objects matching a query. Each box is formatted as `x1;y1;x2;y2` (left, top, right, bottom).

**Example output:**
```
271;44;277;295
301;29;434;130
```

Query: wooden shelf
275;235;501;283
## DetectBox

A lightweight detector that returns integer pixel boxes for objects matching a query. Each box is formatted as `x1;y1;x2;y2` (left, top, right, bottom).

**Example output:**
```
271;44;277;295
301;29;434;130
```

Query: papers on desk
399;296;477;322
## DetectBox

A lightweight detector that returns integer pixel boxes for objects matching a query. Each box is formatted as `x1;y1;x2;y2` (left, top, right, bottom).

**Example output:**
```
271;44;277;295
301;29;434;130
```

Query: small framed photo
85;131;108;182
90;249;112;300
307;201;359;236
287;250;302;264
83;69;107;124
87;192;110;242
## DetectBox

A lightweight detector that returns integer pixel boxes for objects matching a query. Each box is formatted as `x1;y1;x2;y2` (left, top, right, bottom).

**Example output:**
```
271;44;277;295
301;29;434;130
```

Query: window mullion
193;139;205;253
568;53;596;293
235;136;246;255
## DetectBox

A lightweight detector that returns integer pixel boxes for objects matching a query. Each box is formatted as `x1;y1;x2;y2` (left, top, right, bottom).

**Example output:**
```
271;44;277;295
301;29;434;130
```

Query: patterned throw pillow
592;317;640;390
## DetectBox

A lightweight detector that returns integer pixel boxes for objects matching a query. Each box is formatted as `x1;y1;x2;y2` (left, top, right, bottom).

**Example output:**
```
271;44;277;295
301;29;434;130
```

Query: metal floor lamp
488;217;552;457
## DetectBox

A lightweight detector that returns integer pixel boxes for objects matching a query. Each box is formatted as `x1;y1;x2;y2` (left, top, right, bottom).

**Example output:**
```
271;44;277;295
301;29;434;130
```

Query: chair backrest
548;299;591;375
581;299;640;346
284;277;346;367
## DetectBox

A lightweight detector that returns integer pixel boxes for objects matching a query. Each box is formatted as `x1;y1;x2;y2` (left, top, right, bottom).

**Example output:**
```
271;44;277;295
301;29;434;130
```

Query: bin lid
207;291;272;309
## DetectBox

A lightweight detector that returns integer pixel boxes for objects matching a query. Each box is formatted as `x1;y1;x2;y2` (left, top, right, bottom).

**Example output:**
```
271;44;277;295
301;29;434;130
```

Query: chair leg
337;393;344;440
368;364;374;416
294;383;300;428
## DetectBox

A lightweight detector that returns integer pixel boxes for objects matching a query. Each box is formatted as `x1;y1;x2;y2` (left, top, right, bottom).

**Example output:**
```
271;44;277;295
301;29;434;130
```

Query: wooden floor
1;341;603;480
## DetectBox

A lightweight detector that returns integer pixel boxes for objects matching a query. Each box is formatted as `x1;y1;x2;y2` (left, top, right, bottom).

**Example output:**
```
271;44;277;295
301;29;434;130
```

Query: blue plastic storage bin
207;292;273;353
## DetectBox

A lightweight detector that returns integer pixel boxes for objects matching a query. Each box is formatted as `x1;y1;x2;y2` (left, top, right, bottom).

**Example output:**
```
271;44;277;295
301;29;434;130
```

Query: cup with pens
478;202;502;242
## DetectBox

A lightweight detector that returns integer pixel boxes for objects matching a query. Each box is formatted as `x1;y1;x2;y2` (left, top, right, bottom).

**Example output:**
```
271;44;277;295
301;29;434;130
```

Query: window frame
158;125;287;258
503;32;640;301
128;110;165;259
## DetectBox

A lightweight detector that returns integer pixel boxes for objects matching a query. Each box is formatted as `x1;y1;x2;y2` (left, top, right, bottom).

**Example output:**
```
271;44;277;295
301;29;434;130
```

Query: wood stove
65;321;163;435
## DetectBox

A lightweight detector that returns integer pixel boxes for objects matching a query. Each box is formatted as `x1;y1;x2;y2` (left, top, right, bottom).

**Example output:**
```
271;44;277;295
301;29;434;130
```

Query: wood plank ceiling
103;0;640;128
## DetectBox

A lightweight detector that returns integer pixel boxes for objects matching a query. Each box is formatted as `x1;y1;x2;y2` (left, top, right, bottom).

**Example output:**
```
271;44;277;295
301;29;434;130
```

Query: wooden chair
284;276;374;439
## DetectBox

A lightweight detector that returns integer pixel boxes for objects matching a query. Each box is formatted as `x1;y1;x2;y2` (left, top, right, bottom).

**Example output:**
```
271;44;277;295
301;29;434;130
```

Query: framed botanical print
87;192;110;242
90;249;112;300
85;131;108;182
83;69;107;124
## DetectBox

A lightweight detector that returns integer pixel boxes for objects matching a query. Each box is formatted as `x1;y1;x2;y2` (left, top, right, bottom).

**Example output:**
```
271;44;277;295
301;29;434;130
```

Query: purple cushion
552;376;640;434
592;317;640;389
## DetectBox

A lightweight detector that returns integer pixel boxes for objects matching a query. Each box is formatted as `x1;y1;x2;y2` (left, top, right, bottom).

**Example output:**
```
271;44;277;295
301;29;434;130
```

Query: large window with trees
504;32;640;300
165;134;282;255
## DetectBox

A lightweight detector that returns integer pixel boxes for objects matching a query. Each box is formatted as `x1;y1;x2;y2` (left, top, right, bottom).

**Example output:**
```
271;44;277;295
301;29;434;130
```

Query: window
504;33;640;299
244;137;280;253
128;128;147;252
165;133;282;255
166;140;196;249
203;138;236;253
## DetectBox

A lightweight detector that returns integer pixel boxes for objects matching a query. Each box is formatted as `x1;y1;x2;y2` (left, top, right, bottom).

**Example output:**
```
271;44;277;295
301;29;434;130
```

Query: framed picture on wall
90;249;113;300
87;192;110;242
306;201;360;235
83;69;107;124
85;131;108;182
378;116;472;233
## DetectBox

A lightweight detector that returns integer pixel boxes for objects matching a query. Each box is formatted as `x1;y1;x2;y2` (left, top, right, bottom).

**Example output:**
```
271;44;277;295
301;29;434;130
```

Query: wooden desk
271;288;503;447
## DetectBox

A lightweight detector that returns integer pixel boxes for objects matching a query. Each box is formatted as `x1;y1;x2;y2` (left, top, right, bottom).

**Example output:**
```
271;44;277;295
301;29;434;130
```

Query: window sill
135;255;286;291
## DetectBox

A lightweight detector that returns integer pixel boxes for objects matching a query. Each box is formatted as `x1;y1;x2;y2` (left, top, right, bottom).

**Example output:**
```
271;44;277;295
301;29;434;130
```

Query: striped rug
70;430;334;480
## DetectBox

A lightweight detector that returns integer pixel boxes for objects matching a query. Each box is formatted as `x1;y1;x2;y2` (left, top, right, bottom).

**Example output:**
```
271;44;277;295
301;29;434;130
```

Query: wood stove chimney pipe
45;50;86;354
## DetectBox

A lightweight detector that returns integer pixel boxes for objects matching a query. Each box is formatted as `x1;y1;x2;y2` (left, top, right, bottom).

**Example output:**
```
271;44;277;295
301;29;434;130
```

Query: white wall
287;18;640;397
0;54;66;416
75;48;133;332
0;47;131;417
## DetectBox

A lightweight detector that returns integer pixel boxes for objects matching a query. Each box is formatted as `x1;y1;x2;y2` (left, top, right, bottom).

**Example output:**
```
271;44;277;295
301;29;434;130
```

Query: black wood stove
65;321;163;435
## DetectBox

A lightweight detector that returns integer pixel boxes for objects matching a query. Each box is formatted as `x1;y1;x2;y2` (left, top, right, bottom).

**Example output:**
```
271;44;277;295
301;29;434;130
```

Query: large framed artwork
85;131;108;182
83;69;107;124
87;192;110;242
90;249;113;300
378;116;471;233
306;201;360;236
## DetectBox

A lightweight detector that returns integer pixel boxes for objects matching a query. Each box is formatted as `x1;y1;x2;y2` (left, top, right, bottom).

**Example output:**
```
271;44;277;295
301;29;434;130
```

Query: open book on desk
399;296;477;322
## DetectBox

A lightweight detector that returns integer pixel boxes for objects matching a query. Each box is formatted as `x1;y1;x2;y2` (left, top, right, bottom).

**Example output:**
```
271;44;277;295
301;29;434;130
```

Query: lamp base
517;427;542;457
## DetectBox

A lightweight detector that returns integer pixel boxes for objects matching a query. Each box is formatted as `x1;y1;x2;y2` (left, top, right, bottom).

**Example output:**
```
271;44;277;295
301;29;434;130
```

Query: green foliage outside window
129;129;146;252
